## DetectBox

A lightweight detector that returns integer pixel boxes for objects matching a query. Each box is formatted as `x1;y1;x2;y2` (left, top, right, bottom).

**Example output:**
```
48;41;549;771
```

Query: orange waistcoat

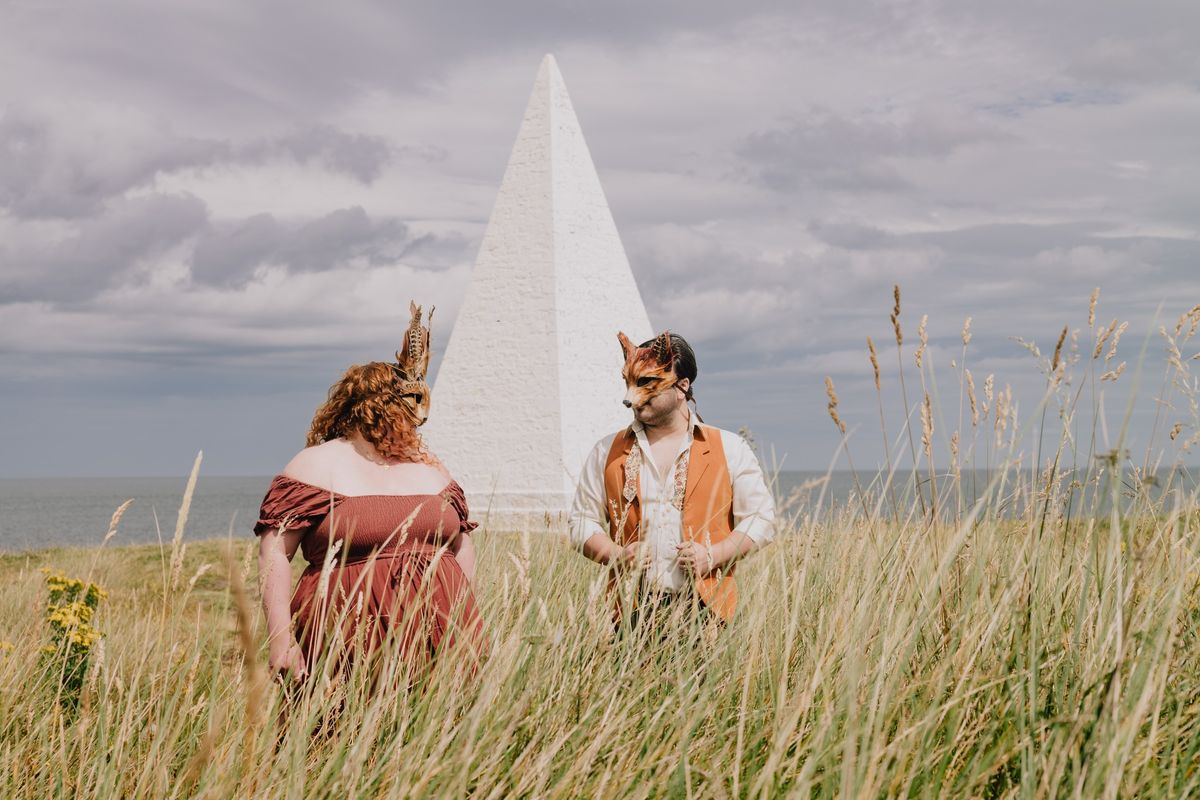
602;424;738;621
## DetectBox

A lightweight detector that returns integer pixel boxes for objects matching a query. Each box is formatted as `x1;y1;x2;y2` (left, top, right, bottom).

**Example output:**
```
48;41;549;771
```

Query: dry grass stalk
170;451;203;592
983;374;994;418
1051;325;1069;386
225;546;266;784
891;285;903;346
1173;304;1200;338
1107;322;1128;363
1088;287;1099;328
1180;303;1200;338
965;369;978;427
1051;325;1068;373
825;377;846;434
105;499;133;544
1102;362;1126;382
920;393;933;458
185;563;213;594
1163;328;1186;372
961;316;972;346
995;383;1011;447
867;337;881;391
915;315;928;368
1094;318;1117;359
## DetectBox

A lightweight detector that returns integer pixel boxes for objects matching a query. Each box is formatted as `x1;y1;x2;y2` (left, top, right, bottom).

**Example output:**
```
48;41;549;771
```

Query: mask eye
636;377;655;387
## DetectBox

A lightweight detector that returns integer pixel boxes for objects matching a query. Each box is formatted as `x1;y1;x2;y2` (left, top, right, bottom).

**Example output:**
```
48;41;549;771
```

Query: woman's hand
269;640;307;680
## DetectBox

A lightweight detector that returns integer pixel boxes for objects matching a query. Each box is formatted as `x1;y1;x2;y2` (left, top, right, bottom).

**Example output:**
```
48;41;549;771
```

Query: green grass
1;495;1199;798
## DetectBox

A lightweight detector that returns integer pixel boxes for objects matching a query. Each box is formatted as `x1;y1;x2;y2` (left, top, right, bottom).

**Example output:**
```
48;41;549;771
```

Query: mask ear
651;331;675;368
617;331;635;361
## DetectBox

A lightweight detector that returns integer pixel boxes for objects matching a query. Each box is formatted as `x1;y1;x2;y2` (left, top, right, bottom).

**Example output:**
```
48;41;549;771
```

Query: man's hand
676;540;716;576
612;541;653;572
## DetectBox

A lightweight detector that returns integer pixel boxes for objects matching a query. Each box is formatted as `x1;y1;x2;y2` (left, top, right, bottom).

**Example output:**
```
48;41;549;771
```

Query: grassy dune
2;487;1199;798
2;290;1198;797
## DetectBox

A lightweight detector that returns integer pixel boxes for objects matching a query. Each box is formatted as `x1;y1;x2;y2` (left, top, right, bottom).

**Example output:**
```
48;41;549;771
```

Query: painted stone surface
423;55;653;530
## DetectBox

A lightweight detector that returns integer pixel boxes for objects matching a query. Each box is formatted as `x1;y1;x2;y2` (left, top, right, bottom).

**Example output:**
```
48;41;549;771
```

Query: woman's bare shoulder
281;440;350;487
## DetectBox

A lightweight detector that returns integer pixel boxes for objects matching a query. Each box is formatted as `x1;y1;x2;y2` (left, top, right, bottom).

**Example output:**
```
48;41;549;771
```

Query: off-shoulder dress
254;475;484;670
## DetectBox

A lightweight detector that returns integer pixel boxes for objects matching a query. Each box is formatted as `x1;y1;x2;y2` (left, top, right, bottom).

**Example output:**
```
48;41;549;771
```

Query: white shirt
567;415;776;592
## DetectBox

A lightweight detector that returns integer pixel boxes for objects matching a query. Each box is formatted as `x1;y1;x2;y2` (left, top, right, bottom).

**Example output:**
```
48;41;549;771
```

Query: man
568;331;776;625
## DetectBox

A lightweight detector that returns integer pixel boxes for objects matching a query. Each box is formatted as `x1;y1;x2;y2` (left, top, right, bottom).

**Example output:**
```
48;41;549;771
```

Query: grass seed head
1107;322;1128;363
916;315;928;368
891;285;903;346
867;337;881;391
966;369;978;426
921;393;933;457
1051;325;1067;370
825;376;846;434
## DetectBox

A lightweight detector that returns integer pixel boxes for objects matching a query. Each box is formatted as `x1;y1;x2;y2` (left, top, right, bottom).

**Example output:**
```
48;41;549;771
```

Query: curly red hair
306;362;436;464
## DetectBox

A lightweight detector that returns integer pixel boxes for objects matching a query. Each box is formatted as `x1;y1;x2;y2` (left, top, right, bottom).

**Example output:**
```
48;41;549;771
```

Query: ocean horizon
0;471;855;552
1;467;1196;553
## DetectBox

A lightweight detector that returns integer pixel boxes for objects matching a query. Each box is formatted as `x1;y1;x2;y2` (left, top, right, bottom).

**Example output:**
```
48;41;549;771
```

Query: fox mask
618;330;679;409
393;301;433;426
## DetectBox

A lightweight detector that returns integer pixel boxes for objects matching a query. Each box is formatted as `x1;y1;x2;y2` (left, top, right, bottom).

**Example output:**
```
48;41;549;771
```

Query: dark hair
640;333;698;386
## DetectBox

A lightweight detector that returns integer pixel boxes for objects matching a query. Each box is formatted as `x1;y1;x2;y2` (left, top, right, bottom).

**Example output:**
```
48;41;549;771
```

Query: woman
254;302;483;680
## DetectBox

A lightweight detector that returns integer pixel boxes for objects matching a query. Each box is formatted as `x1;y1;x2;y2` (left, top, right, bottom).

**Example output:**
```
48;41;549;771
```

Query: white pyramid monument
424;55;653;530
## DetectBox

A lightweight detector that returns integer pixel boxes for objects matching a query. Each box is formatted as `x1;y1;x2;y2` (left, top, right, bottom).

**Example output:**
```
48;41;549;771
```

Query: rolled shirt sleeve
568;434;616;549
721;431;777;544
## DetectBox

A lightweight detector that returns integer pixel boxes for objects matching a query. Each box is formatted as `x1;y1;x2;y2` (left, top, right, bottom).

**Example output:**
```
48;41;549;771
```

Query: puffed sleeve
252;475;341;537
442;480;479;536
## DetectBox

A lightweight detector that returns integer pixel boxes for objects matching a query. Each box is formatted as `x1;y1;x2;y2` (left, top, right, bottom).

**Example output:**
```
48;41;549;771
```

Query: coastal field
2;474;1198;798
3;293;1199;798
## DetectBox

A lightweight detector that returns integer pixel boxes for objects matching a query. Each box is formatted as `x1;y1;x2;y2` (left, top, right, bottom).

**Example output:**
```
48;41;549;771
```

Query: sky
1;1;1198;478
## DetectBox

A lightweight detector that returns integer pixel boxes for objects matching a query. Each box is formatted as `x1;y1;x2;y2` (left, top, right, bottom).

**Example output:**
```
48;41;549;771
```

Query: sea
0;469;1195;552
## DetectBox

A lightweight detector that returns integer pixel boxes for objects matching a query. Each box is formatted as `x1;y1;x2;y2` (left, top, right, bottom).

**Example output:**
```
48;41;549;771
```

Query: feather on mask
393;301;433;426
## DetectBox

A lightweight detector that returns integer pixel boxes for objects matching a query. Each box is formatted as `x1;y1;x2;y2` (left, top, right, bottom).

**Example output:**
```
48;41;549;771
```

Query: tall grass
0;290;1198;798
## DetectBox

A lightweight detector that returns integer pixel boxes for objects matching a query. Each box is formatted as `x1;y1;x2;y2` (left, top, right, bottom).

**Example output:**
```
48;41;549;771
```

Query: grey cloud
0;106;393;221
0;193;208;303
632;216;1199;374
0;107;220;219
233;125;394;183
736;106;1007;193
189;213;283;287
0;1;826;122
190;206;413;287
808;221;898;250
939;1;1200;87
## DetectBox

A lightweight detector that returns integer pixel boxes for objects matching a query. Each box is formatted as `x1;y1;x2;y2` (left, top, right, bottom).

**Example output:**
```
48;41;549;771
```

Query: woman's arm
258;528;307;678
451;532;476;582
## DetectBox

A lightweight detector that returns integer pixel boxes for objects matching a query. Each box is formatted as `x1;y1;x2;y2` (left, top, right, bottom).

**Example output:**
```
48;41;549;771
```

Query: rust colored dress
253;475;484;671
